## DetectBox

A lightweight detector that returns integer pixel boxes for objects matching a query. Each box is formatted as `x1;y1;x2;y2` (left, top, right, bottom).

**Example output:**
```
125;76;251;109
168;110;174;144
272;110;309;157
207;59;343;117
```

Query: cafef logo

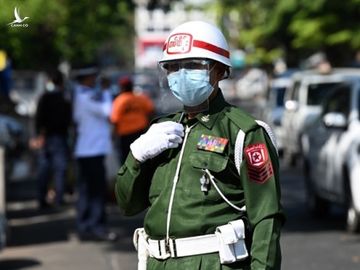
167;33;192;54
8;7;29;27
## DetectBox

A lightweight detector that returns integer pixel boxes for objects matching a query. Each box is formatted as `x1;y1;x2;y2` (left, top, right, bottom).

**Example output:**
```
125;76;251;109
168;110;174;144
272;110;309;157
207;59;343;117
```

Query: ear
214;64;226;81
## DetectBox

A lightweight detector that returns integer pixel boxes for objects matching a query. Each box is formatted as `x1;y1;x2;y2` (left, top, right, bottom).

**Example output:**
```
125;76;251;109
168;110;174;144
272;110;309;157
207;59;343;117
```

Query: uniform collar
180;90;227;129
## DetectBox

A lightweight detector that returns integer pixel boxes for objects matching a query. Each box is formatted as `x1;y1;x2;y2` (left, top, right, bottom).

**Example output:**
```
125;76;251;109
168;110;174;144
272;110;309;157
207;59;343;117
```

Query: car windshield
13;77;35;91
307;82;342;105
273;87;286;106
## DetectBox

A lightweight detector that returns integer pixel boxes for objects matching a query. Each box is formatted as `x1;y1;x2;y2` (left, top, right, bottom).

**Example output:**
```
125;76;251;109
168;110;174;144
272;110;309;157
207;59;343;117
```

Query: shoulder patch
244;143;273;183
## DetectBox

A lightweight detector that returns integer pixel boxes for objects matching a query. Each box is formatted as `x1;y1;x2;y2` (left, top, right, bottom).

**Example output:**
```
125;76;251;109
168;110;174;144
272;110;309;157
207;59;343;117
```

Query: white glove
130;121;184;163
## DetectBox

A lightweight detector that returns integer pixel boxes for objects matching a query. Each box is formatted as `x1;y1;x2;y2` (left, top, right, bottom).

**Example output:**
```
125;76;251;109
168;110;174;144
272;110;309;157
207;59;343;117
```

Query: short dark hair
49;70;64;87
118;76;133;92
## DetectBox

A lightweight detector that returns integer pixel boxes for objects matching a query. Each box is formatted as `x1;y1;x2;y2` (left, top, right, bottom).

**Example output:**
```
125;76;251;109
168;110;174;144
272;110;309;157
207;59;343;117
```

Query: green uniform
116;91;285;270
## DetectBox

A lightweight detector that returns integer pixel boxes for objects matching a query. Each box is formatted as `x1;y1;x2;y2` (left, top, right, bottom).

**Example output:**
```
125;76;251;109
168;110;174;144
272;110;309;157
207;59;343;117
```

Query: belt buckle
168;238;177;258
158;239;171;259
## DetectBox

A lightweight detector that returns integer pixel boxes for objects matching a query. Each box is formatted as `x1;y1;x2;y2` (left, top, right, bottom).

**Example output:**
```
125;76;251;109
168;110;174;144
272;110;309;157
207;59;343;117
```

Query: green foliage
0;0;134;70
213;0;360;66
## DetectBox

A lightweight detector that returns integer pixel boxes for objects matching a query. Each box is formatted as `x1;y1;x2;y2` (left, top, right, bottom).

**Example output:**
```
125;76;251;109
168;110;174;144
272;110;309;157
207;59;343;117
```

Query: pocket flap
229;220;246;239
190;152;228;172
216;224;238;244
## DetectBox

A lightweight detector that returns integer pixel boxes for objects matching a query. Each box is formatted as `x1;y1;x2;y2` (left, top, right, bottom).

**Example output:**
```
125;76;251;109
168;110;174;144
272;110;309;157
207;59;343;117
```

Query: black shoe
39;201;51;209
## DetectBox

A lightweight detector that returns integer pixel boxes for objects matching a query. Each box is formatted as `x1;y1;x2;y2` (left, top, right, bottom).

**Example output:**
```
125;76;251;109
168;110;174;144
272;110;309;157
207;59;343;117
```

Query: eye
184;62;207;70
184;62;197;69
166;63;180;73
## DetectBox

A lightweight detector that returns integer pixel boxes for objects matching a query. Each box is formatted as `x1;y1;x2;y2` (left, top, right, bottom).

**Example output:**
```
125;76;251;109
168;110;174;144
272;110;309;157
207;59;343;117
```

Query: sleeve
240;126;285;270
83;92;112;118
115;152;153;216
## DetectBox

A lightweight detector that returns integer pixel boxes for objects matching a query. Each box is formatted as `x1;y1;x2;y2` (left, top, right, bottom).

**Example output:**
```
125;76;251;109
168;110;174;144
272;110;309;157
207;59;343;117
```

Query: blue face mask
167;69;213;107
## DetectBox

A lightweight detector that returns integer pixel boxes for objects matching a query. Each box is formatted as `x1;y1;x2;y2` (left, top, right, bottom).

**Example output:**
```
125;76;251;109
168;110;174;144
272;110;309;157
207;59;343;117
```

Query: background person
110;76;154;164
115;21;284;269
72;66;117;242
32;70;72;209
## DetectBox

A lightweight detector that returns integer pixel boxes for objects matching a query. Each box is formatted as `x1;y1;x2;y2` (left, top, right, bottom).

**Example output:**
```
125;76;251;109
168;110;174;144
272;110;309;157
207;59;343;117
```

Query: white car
261;76;292;155
302;76;360;232
282;68;360;165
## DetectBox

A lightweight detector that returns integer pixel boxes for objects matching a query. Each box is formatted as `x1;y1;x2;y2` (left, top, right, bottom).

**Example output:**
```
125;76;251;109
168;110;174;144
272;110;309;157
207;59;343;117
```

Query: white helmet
160;21;232;68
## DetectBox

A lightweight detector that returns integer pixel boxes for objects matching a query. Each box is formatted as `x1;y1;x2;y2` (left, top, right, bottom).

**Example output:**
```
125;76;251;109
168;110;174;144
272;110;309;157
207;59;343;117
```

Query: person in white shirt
73;67;117;242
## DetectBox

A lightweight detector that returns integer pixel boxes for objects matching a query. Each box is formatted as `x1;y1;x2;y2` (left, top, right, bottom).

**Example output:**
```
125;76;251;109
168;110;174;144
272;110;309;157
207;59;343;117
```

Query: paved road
1;198;140;270
2;161;360;270
281;162;360;270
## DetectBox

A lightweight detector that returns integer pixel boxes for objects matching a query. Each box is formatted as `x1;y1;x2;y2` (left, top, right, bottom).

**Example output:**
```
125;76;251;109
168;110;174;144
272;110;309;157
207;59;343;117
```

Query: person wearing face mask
115;21;284;270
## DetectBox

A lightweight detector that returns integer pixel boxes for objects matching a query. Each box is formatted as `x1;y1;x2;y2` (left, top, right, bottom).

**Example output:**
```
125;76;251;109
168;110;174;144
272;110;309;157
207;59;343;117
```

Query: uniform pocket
190;151;229;172
188;151;230;202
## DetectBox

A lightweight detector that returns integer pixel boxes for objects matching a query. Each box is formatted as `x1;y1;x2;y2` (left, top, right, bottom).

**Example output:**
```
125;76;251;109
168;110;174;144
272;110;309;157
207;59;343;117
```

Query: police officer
115;21;284;269
73;67;117;241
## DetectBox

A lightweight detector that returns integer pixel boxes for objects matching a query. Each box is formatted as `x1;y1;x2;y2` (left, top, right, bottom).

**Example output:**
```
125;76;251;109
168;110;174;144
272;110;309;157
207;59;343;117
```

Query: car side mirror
322;112;347;129
285;100;298;111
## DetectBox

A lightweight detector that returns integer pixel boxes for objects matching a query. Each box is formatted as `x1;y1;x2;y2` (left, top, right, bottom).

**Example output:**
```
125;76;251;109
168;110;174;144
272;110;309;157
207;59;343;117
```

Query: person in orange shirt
110;76;154;164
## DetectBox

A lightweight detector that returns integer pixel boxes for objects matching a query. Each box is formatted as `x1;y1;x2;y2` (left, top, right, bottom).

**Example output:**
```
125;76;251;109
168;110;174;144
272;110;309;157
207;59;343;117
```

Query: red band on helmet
192;40;230;58
163;39;230;59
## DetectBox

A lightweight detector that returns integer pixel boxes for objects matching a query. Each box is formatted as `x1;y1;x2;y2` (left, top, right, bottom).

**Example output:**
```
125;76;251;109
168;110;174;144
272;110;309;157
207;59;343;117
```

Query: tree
211;0;360;67
0;0;135;70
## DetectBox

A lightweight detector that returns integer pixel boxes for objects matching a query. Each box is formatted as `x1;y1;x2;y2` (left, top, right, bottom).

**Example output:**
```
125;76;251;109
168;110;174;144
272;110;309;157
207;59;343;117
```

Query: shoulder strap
255;120;278;152
224;106;258;133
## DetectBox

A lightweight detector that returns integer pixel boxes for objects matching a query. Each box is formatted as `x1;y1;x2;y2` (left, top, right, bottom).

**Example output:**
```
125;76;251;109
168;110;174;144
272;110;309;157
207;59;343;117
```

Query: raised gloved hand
130;121;184;163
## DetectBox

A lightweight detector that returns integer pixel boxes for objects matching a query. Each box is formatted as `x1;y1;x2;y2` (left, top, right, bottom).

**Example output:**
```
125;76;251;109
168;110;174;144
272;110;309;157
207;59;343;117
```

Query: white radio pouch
215;219;249;264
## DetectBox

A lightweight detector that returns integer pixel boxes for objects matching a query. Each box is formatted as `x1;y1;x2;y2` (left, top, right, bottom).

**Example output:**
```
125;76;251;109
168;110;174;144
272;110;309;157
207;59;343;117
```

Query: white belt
148;233;219;259
134;219;249;266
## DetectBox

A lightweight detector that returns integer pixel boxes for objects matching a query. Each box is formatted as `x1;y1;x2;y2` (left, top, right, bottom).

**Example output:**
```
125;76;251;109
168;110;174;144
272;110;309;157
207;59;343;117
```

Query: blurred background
0;0;360;269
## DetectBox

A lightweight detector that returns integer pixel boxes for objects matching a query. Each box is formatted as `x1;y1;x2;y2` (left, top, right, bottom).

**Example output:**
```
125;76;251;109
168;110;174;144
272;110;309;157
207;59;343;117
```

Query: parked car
10;71;47;117
261;74;293;155
282;68;360;165
0;114;27;252
302;75;360;232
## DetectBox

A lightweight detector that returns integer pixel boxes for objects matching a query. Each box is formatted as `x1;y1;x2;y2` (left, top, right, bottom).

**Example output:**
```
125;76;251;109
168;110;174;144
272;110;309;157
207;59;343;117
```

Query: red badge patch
166;33;193;54
244;143;273;183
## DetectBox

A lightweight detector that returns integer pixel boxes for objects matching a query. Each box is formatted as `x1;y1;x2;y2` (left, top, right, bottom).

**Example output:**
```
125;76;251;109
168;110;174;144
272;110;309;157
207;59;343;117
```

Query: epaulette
224;106;258;133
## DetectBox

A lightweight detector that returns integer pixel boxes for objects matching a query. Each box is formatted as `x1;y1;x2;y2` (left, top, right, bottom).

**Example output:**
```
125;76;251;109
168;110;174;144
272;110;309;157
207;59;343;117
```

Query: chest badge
197;134;228;154
201;115;210;122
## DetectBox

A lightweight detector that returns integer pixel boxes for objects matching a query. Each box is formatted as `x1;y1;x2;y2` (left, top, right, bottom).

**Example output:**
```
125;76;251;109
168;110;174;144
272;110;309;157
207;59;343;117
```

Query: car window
275;87;286;106
291;81;301;101
323;84;351;116
270;87;286;106
307;82;342;105
13;77;35;91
